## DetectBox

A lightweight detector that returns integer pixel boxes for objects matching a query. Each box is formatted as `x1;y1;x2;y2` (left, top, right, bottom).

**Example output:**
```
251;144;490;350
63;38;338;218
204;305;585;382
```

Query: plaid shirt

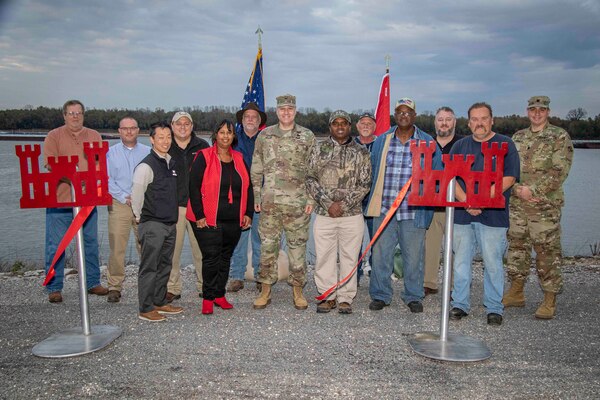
381;134;415;220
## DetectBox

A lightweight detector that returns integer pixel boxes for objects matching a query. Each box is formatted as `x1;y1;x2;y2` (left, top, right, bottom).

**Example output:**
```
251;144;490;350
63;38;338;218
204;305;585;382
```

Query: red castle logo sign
408;141;508;209
15;142;112;209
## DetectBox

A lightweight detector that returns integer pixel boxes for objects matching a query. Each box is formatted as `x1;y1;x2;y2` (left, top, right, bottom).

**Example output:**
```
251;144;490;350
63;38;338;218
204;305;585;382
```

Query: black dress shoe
407;301;423;313
487;313;503;326
449;307;468;320
369;299;388;311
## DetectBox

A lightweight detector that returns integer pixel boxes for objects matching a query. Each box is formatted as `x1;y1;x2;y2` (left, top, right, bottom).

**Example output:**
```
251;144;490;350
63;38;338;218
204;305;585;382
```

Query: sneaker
154;304;184;315
487;313;503;326
369;299;388;311
48;291;62;303
227;280;244;292
407;301;424;313
139;310;166;322
165;292;181;303
449;307;468;320
338;302;353;314
107;290;121;303
87;285;109;296
316;299;337;313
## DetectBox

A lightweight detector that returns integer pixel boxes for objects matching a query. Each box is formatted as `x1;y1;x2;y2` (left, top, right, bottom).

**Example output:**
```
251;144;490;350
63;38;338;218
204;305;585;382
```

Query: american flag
238;48;265;131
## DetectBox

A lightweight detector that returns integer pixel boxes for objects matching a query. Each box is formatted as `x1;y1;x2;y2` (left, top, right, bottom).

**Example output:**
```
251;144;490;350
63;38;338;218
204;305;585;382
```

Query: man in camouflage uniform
306;110;371;314
251;94;316;310
504;96;574;319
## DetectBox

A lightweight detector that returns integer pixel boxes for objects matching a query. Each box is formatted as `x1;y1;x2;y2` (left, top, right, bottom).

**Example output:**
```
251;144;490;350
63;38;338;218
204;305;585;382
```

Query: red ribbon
315;178;413;301
43;206;94;286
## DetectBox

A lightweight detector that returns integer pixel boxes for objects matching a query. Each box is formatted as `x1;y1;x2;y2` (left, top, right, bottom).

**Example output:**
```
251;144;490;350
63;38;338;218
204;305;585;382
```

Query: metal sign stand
408;180;492;362
32;185;121;358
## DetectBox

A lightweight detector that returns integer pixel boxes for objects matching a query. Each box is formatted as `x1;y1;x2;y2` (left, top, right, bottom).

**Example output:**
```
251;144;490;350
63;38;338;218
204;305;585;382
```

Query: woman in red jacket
187;119;254;314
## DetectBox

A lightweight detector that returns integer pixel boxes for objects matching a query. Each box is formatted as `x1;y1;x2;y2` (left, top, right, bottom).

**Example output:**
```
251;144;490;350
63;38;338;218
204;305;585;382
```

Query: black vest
140;150;178;224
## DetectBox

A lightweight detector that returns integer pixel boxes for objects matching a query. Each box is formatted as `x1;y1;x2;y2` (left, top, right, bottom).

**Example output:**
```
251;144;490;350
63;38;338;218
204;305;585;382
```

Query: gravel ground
1;259;599;399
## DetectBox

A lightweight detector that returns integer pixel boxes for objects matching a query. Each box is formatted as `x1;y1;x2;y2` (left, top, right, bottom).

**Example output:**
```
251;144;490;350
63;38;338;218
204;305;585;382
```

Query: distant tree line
1;105;599;139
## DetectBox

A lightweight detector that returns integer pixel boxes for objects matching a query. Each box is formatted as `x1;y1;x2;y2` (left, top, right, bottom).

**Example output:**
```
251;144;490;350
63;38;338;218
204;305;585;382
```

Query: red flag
374;72;390;135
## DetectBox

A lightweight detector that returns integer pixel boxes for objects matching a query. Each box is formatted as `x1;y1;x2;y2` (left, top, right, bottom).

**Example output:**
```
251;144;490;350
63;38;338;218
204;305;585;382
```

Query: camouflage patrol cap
329;110;351;125
276;94;296;108
527;96;550;109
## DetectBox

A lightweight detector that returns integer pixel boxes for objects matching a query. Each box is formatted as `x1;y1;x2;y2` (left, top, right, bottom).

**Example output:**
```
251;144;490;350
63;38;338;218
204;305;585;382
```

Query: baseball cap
328;110;351;125
395;98;416;112
171;111;193;124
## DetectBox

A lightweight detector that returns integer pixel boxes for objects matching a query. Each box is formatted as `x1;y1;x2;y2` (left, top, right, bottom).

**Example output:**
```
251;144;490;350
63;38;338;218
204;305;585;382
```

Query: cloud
0;0;598;117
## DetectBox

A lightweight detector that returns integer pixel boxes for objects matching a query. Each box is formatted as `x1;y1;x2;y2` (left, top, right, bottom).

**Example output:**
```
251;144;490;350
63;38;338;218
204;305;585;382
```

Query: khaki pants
424;210;445;290
167;207;203;295
107;198;141;291
314;214;364;304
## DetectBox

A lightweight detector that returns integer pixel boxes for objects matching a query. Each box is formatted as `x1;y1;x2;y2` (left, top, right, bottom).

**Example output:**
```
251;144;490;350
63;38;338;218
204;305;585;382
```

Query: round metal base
408;332;492;362
32;325;122;358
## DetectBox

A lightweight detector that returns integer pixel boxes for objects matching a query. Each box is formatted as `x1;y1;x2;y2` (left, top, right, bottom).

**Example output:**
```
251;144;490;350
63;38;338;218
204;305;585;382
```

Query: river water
0;139;598;265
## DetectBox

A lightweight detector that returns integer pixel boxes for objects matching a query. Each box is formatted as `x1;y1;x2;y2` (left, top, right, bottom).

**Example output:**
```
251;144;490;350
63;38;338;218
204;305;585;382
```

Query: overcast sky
1;0;599;118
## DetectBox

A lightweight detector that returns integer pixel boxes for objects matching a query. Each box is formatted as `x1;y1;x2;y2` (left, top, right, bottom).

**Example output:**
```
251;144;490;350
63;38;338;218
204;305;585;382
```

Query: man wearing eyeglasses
165;111;209;302
364;98;442;313
42;99;109;303
105;117;151;303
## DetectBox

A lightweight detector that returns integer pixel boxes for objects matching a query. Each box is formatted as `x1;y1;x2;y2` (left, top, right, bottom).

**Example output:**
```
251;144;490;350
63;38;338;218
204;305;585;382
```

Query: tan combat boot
292;286;308;310
535;291;557;319
253;283;272;309
502;278;526;307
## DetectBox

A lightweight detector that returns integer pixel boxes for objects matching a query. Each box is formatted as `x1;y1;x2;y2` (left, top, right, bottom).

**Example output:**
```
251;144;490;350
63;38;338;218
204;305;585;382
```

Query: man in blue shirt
227;102;267;292
449;102;520;326
106;117;150;302
364;98;442;313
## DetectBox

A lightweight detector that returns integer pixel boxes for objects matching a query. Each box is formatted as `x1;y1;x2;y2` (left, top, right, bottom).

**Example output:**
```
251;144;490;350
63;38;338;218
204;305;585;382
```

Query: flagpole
256;25;263;50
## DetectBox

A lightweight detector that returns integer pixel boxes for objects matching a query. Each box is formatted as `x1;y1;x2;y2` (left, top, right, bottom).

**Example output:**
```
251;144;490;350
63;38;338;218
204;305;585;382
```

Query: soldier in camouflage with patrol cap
251;94;316;310
504;96;574;319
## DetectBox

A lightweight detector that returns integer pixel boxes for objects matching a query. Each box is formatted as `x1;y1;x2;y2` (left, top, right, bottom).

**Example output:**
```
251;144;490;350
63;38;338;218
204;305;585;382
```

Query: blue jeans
45;207;101;293
229;211;261;280
452;222;507;315
369;215;425;304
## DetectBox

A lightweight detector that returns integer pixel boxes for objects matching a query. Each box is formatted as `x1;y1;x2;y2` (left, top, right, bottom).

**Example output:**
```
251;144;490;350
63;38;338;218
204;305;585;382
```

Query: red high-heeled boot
202;299;214;315
214;297;233;309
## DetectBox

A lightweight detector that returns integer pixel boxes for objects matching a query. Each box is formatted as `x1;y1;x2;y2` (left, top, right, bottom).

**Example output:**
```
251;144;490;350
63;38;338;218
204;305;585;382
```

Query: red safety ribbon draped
42;206;95;286
315;177;412;301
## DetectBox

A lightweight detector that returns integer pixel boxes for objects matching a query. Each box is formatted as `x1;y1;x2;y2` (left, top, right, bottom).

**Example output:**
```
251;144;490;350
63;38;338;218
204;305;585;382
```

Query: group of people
42;94;573;325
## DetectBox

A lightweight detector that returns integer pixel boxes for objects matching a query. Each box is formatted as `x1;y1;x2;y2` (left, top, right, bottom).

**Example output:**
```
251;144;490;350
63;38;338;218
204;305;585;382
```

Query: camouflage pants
507;204;563;292
257;203;310;286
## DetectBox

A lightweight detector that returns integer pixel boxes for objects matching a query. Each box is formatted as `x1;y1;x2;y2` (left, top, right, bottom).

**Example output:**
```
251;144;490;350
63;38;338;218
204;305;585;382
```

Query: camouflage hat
527;96;550;109
171;111;193;124
357;112;376;122
395;98;416;111
329;110;351;125
276;94;296;107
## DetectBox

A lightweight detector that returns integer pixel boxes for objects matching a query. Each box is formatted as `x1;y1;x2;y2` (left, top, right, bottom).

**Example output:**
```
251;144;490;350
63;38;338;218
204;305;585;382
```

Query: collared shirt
234;127;260;168
107;141;151;204
382;134;415;220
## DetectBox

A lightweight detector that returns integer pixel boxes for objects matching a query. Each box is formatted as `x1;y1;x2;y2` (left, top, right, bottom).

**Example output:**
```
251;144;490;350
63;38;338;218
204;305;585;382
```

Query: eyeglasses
396;111;414;117
119;127;139;132
66;111;83;117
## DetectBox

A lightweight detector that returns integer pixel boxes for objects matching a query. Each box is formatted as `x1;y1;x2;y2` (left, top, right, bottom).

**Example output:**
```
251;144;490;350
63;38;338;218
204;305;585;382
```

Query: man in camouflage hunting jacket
306;110;372;315
504;96;574;320
251;94;316;310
